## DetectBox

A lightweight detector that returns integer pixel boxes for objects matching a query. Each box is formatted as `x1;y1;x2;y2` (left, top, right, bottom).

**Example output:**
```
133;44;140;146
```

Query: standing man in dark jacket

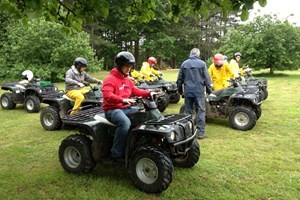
176;48;212;139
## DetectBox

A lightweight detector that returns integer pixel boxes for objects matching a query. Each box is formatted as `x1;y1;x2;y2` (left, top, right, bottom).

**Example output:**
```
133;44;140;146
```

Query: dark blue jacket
176;56;212;97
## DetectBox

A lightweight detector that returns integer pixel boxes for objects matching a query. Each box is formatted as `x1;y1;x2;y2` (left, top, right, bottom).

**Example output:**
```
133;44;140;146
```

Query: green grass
0;70;300;200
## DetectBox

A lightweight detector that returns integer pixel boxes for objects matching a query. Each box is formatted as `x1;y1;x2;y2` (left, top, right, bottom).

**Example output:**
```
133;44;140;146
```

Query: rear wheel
172;140;200;168
40;106;62;130
24;95;40;113
229;106;257;131
128;146;173;193
0;93;16;109
59;134;96;174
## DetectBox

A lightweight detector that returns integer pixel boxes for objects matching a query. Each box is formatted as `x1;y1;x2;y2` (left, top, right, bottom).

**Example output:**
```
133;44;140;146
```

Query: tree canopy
0;18;98;81
1;0;267;29
217;15;300;74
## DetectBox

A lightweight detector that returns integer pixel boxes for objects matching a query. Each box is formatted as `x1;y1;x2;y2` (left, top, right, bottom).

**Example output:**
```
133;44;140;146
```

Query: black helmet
234;52;242;58
74;57;88;69
115;51;135;69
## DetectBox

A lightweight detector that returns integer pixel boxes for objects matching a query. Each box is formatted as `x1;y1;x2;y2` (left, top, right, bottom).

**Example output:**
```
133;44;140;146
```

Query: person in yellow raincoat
229;52;245;76
208;54;235;91
140;57;162;81
129;68;145;84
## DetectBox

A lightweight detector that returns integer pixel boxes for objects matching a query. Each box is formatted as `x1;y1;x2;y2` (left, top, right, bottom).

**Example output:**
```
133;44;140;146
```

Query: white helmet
21;70;34;81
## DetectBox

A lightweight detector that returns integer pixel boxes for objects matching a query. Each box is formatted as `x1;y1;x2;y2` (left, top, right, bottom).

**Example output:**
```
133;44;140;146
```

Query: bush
0;18;100;82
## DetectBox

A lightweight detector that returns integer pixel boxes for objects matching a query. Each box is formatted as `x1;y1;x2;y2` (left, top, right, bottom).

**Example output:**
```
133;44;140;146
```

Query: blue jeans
184;97;206;136
105;107;138;158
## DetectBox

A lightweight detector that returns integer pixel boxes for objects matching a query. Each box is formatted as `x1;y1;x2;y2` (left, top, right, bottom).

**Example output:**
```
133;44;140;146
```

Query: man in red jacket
102;51;151;163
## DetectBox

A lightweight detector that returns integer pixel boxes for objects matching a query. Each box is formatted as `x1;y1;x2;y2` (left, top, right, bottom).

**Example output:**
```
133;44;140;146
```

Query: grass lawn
0;69;299;200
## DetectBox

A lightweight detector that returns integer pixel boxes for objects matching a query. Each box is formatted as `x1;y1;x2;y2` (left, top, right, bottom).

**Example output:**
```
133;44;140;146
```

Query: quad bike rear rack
61;106;104;124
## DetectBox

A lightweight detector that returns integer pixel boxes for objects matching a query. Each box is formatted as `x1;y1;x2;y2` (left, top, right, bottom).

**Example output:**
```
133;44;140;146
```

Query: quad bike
135;78;170;112
243;68;268;100
179;78;262;131
40;83;102;131
58;95;199;193
0;77;59;113
141;74;181;104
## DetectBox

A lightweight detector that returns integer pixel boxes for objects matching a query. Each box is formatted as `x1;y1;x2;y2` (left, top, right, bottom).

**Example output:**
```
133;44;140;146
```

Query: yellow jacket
208;62;235;91
130;69;144;80
229;59;244;76
140;62;162;81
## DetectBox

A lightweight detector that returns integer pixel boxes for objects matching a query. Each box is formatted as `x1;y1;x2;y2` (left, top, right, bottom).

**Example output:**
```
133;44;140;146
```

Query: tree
217;15;300;74
0;18;98;81
0;0;267;29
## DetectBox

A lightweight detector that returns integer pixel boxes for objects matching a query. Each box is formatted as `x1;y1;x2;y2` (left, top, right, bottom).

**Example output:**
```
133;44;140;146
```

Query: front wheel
128;146;173;193
179;104;196;124
0;93;16;109
172;140;200;168
255;106;262;120
59;134;96;174
24;95;40;113
40;106;62;131
156;95;169;112
229;106;257;131
169;92;181;104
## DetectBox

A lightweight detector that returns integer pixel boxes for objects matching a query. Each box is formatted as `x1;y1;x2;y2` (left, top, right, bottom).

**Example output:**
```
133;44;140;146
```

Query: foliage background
0;18;100;81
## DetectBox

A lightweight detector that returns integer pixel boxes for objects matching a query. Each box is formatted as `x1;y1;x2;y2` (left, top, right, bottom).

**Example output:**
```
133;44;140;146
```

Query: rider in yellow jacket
229;52;244;76
208;54;235;91
129;68;145;83
140;57;162;81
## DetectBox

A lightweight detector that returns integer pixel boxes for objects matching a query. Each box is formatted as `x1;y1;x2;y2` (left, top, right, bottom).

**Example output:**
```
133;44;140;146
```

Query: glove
78;82;85;87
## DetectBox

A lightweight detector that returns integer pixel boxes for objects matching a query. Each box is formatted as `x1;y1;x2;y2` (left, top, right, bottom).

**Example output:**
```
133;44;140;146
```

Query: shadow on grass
206;117;229;128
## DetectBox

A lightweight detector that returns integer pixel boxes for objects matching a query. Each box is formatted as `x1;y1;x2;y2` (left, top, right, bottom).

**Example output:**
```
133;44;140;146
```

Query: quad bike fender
1;84;25;92
42;97;65;107
76;119;115;140
127;124;197;155
24;88;41;97
229;93;262;106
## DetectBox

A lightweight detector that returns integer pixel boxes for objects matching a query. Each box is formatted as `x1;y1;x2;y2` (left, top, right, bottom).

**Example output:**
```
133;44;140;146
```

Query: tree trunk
134;39;140;69
269;66;274;74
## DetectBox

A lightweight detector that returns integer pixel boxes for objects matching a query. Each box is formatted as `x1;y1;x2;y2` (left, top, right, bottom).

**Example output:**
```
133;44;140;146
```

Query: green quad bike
135;79;170;112
243;67;268;100
58;95;199;193
40;83;102;131
179;78;262;131
142;75;181;104
0;78;59;113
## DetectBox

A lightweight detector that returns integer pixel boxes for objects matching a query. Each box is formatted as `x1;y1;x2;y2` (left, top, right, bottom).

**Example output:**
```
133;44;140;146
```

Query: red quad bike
58;95;199;193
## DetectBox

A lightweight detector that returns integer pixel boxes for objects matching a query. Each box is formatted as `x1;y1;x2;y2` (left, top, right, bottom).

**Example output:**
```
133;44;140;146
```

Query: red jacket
102;68;151;112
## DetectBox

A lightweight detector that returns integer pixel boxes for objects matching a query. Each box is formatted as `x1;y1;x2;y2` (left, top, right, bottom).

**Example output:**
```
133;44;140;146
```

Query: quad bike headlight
169;131;176;140
187;121;193;130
